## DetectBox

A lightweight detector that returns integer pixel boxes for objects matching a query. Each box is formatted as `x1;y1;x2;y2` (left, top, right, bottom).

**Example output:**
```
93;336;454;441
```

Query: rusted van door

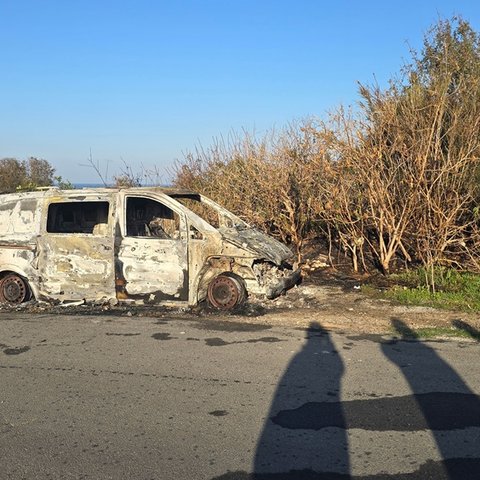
37;199;115;301
115;195;189;303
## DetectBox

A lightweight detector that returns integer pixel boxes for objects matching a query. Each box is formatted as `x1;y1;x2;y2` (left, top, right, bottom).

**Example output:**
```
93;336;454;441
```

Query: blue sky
1;0;479;183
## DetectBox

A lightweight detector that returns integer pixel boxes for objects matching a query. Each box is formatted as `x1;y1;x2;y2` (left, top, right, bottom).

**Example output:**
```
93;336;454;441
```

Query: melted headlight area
252;261;301;299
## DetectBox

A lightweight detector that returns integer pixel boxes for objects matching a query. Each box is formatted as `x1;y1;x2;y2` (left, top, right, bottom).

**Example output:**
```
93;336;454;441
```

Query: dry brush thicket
173;18;480;276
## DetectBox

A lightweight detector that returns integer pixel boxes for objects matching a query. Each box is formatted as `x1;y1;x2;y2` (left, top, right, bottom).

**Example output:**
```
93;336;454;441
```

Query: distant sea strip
72;183;167;189
72;183;110;189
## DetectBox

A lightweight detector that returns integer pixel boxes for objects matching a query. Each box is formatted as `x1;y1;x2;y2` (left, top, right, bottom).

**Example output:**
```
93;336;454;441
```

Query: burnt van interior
46;202;110;234
126;197;180;239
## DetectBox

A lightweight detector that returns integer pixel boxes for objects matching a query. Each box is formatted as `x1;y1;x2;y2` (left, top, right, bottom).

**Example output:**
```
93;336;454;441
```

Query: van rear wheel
0;274;30;304
207;272;247;310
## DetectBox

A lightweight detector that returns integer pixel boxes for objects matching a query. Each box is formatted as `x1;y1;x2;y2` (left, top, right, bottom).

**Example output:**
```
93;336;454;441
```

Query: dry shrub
174;121;324;261
362;18;480;274
309;18;480;274
172;17;480;276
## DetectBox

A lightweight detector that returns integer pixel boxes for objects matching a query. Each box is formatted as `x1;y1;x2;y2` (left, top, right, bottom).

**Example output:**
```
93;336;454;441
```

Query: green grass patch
391;325;480;341
371;267;480;313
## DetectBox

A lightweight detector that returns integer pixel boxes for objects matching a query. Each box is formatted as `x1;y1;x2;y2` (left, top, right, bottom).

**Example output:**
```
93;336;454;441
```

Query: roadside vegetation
366;267;480;313
0;157;55;193
0;157;73;193
391;318;480;341
172;17;480;302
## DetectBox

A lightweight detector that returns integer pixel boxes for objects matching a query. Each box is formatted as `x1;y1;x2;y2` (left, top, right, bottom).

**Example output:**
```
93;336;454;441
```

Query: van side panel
115;192;189;303
36;195;116;302
0;195;41;243
0;195;41;298
37;235;115;301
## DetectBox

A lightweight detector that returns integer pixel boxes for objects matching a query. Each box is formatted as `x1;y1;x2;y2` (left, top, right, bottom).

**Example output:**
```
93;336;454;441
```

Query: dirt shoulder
2;277;479;338
252;283;480;335
256;267;480;335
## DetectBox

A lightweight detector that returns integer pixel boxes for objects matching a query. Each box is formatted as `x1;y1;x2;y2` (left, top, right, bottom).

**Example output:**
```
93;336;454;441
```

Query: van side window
126;197;180;239
47;202;110;234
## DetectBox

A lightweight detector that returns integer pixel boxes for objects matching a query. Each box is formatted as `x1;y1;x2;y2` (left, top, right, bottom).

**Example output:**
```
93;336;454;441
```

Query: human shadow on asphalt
451;319;480;341
381;318;480;480
212;320;480;480
251;321;350;478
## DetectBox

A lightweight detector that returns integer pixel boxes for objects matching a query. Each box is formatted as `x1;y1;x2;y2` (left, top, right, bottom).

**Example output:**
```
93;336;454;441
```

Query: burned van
0;187;300;309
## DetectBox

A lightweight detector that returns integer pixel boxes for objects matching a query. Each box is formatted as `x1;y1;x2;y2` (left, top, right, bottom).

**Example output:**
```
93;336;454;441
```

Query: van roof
0;186;200;199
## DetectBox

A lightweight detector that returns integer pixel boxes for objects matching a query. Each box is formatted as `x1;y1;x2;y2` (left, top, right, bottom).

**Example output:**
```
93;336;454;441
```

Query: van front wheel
207;273;247;310
0;274;30;304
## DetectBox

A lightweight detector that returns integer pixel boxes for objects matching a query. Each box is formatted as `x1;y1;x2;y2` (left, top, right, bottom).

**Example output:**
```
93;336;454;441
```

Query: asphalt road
0;311;479;479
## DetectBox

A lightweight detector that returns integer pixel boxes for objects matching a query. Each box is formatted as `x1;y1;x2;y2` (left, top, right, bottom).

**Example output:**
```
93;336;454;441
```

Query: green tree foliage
0;157;56;193
0;158;27;193
27;157;55;188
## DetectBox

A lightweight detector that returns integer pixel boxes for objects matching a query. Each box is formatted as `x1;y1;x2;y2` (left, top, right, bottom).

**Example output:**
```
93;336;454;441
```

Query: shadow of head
452;319;480;340
391;318;419;339
304;321;329;336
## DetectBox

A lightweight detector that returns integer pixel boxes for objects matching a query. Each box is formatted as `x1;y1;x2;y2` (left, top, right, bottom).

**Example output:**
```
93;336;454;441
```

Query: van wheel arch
0;272;32;304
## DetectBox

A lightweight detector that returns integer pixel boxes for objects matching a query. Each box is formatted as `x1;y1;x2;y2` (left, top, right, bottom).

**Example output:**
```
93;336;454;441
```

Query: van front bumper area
265;268;301;300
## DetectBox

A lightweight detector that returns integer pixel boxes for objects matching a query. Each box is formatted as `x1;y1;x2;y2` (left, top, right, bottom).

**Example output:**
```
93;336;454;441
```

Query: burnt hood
219;226;294;265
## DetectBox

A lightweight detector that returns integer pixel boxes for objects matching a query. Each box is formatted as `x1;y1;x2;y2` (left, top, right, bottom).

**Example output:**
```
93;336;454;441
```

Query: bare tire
207;272;247;310
0;274;30;304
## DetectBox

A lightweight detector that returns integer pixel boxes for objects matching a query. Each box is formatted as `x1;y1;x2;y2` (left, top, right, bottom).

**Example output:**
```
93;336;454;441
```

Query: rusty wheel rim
0;275;28;304
207;275;242;310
